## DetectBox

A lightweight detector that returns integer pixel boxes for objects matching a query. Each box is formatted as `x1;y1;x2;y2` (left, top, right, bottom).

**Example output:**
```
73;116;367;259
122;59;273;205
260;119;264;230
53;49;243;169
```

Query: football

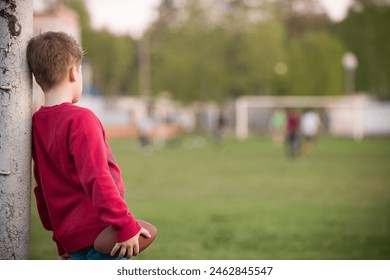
94;219;157;256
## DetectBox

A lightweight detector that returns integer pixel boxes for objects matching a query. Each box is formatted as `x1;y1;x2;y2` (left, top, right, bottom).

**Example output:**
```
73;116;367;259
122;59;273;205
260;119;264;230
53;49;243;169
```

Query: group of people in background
136;105;322;157
270;108;322;159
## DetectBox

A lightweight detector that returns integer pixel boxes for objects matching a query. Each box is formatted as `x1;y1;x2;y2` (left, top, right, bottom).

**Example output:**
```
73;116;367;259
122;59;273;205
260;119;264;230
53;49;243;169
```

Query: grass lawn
29;136;390;260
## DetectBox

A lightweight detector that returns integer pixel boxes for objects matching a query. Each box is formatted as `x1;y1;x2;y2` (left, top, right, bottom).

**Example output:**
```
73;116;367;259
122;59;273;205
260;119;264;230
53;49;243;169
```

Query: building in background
33;4;80;41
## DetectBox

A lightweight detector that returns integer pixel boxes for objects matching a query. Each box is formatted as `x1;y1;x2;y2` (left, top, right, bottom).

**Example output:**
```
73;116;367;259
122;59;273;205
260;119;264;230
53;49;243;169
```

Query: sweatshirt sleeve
68;109;141;242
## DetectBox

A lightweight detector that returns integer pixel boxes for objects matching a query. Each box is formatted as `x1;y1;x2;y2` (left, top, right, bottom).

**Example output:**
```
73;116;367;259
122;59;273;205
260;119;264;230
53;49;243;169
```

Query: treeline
62;0;390;101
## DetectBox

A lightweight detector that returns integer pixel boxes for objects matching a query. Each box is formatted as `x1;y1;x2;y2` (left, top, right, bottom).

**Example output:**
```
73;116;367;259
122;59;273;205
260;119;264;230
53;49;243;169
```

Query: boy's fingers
133;243;139;256
141;228;151;238
127;246;134;259
110;244;120;257
117;246;127;259
127;247;137;258
126;249;132;259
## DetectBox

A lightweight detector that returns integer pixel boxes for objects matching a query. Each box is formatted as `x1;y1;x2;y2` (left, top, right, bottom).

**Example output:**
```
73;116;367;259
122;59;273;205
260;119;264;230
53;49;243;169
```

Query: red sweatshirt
32;103;141;256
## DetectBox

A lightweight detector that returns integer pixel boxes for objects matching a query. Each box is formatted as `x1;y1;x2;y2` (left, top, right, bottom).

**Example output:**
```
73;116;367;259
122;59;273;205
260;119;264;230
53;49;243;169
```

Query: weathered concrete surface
0;0;33;260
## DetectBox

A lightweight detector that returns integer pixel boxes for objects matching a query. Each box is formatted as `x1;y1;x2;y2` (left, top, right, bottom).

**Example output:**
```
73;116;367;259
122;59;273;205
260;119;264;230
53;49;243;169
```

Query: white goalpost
235;95;367;140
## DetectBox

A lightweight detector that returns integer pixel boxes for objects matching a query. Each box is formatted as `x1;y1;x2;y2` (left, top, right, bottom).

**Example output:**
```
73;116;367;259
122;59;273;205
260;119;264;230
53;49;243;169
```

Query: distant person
213;110;226;145
322;110;331;135
285;108;301;159
27;31;150;260
137;104;155;149
300;110;321;154
269;108;286;147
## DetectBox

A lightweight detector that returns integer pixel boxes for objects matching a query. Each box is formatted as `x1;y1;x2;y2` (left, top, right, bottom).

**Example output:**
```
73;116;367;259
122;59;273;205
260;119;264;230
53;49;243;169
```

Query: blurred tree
61;0;139;95
224;20;286;96
149;0;349;100
84;30;138;94
280;0;330;38
286;31;345;95
333;0;390;98
150;0;287;101
150;1;229;102
154;0;179;32
52;0;360;100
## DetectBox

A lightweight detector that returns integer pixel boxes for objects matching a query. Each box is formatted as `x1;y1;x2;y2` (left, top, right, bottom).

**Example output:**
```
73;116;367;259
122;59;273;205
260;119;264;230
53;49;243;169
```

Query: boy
27;31;150;260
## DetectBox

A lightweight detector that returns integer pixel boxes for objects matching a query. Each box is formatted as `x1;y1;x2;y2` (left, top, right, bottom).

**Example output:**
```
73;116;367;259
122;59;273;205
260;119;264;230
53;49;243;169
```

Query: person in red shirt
285;108;301;159
27;32;150;260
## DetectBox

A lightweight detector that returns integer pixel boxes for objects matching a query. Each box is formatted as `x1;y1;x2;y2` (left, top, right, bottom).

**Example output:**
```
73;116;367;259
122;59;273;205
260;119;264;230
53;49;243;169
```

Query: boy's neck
44;85;74;107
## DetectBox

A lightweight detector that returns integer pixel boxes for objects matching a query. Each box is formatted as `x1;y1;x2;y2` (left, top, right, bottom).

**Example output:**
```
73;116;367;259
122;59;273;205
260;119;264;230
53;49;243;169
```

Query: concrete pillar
0;0;33;260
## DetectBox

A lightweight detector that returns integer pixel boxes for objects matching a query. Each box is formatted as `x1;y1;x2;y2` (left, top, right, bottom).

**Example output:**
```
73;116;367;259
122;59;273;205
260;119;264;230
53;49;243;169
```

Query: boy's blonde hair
27;31;83;92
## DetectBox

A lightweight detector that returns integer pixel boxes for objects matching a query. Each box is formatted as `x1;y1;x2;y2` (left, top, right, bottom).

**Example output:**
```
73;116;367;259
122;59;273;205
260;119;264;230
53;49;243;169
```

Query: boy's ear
69;65;79;83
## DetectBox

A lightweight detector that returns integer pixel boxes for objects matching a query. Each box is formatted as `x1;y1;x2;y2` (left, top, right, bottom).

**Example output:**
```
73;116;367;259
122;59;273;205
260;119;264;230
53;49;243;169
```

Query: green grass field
29;136;390;260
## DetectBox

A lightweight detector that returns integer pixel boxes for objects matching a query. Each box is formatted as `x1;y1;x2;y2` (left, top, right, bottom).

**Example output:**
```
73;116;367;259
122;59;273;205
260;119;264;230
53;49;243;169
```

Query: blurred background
29;0;390;260
31;0;390;139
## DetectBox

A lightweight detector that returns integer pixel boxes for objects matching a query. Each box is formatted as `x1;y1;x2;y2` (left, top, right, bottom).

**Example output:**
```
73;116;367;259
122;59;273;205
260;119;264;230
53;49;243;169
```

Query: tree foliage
332;0;390;98
56;0;389;100
286;31;345;95
149;0;344;100
61;0;139;95
83;30;138;94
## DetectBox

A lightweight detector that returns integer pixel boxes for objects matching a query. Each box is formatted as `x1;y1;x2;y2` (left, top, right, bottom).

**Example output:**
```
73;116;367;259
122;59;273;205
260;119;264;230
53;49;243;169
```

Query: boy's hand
110;227;151;259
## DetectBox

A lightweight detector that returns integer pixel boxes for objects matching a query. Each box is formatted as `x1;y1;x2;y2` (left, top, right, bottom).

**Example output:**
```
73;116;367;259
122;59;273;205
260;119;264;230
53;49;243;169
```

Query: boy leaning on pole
27;31;150;260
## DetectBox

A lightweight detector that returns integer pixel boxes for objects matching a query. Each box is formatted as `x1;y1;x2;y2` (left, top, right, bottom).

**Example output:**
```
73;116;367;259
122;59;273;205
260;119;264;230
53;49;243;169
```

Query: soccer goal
235;95;369;140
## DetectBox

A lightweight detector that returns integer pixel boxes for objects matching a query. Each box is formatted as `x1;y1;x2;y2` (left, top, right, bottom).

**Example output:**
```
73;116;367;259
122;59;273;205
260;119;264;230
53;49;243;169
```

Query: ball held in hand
94;220;157;255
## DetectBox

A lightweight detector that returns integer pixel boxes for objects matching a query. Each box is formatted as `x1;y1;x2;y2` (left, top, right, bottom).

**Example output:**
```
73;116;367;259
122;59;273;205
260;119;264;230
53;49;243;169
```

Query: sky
33;0;354;39
320;0;354;22
84;0;161;39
